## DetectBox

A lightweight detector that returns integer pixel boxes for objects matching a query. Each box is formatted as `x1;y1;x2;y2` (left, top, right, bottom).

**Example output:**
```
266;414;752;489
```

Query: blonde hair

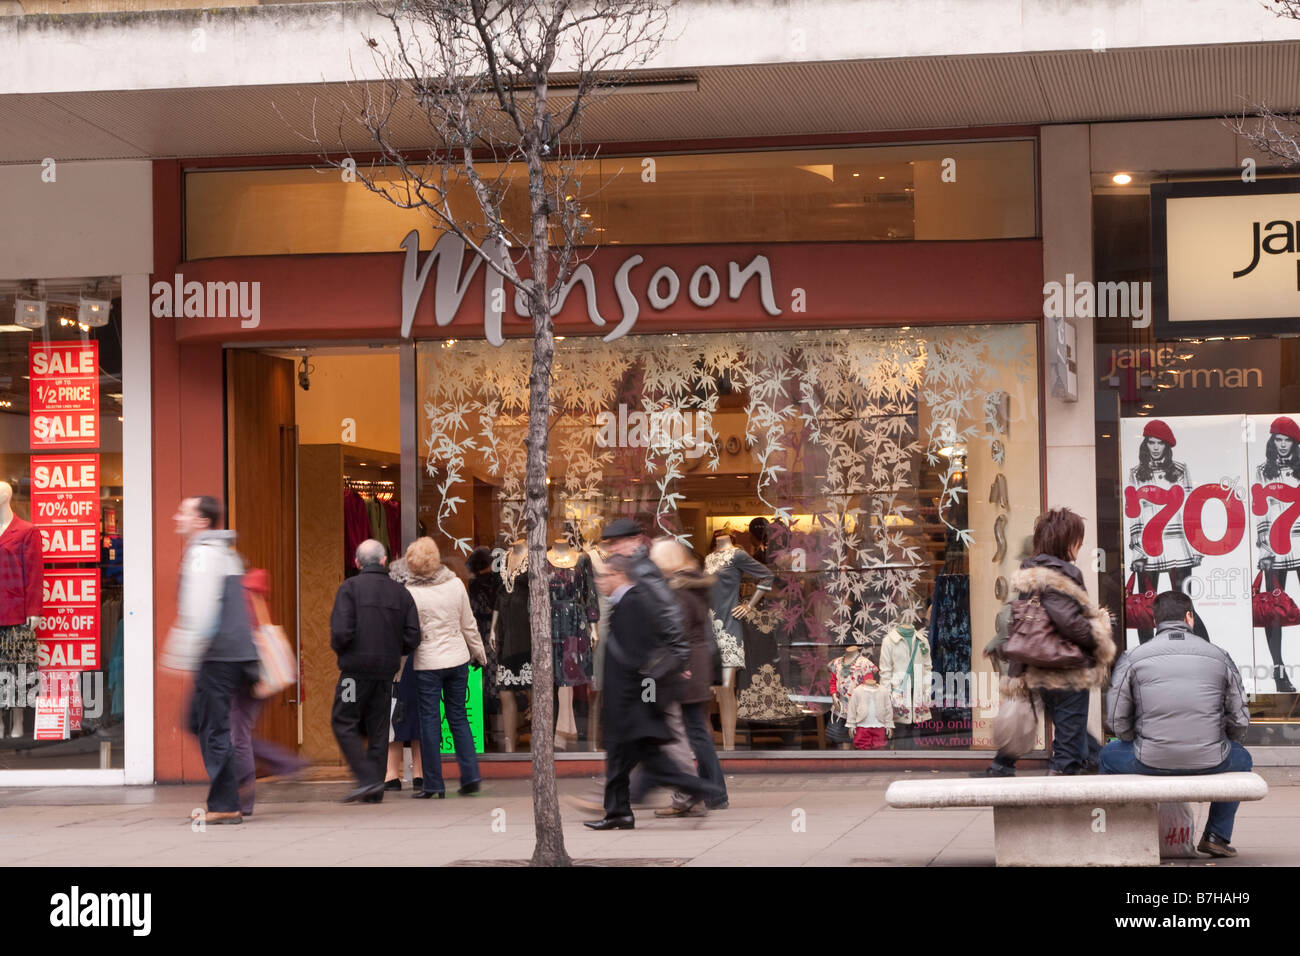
649;537;699;575
405;537;443;578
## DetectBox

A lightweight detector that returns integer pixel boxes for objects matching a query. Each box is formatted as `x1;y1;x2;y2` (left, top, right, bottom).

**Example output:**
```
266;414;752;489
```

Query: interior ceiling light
78;294;111;328
1112;173;1133;185
14;285;46;329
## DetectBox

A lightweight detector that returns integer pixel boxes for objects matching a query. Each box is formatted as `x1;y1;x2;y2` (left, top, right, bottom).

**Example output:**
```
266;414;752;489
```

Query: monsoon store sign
398;230;785;344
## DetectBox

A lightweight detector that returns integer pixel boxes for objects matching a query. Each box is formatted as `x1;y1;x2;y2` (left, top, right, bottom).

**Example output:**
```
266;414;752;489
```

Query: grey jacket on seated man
1106;621;1249;770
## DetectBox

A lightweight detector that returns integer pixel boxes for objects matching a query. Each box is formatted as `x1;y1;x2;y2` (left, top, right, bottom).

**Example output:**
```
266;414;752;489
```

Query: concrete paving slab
2;771;1297;866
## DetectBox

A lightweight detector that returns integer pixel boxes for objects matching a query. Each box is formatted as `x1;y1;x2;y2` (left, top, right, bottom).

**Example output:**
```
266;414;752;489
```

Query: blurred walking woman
403;537;487;798
1006;508;1117;775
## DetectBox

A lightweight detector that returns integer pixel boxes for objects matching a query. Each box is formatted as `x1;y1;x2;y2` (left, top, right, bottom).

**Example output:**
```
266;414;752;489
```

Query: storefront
0;160;153;786
1094;173;1300;746
151;131;1050;780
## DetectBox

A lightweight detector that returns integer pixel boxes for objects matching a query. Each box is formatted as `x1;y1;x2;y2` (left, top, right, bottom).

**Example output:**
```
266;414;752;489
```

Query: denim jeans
415;664;480;795
1099;738;1253;842
676;700;727;807
188;660;251;813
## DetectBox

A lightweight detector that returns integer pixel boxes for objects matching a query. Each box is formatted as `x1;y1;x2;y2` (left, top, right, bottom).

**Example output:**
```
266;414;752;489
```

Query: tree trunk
524;126;571;867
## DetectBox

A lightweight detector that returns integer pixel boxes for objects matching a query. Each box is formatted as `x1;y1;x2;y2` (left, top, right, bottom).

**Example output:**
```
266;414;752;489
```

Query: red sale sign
35;569;99;671
29;343;99;449
31;454;99;562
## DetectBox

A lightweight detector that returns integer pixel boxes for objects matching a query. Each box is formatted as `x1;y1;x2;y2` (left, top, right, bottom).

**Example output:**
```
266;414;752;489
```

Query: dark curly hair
466;546;494;575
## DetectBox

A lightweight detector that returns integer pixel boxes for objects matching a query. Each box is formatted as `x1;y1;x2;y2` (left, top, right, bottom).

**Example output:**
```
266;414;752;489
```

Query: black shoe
1197;832;1238;858
970;765;1015;778
342;782;385;804
384;779;401;791
705;799;729;811
412;790;445;799
413;777;423;790
361;792;384;804
583;815;635;831
458;780;482;796
1275;667;1296;694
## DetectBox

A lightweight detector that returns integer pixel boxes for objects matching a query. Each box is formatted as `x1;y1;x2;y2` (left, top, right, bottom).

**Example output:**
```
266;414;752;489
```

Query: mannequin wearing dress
491;540;529;752
0;482;42;738
705;532;773;750
828;645;875;751
547;539;598;749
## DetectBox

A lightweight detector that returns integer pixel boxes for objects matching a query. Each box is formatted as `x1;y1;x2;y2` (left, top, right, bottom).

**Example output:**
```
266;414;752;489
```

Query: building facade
1;0;1299;783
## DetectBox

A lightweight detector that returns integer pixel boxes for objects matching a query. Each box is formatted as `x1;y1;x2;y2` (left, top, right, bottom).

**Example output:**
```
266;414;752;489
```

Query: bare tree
315;0;672;866
1230;1;1300;162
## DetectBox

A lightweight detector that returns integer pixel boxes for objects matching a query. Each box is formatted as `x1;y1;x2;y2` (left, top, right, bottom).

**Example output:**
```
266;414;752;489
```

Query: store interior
0;279;124;770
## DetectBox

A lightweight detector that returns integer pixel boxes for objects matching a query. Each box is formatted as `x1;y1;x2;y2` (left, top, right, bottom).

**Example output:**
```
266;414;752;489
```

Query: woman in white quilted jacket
404;537;487;799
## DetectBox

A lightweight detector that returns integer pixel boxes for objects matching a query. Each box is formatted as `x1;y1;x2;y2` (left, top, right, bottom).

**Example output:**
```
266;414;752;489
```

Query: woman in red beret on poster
1128;419;1198;644
1255;415;1300;693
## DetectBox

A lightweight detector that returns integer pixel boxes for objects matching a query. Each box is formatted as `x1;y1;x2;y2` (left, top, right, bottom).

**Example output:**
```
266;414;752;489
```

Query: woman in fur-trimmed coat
985;509;1117;777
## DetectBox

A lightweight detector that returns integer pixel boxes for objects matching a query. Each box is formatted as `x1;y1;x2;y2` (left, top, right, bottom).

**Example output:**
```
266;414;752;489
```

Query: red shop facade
149;130;1048;782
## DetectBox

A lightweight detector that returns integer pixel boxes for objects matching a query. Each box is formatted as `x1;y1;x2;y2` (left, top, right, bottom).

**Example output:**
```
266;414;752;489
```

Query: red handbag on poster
1125;574;1156;630
1252;572;1300;628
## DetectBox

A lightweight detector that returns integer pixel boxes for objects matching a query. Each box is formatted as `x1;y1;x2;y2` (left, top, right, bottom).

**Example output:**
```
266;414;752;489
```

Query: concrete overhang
1;0;1300;162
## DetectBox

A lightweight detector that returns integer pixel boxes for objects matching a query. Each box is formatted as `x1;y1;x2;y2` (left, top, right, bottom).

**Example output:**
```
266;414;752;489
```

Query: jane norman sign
1153;179;1300;337
398;230;786;344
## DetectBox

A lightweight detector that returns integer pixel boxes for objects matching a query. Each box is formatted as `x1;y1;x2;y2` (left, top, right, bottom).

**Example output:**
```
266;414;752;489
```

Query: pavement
2;768;1299;866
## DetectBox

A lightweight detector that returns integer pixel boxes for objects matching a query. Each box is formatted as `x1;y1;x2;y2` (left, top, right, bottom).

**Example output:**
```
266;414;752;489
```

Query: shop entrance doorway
226;346;404;770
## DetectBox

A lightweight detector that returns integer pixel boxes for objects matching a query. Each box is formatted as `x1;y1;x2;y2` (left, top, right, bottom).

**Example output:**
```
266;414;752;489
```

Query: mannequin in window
704;529;773;749
548;538;599;749
846;669;893;751
491;539;530;752
0;481;42;738
828;644;876;750
878;624;932;749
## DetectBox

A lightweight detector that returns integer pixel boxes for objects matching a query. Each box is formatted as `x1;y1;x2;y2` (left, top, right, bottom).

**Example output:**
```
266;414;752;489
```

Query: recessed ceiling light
877;175;886;181
852;172;860;178
1113;173;1132;185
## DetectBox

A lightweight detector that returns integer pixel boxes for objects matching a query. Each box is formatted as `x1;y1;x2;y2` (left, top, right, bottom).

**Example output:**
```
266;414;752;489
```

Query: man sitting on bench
1101;590;1252;858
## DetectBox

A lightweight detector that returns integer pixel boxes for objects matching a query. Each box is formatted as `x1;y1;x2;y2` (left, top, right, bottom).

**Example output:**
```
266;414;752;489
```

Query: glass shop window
416;323;1042;753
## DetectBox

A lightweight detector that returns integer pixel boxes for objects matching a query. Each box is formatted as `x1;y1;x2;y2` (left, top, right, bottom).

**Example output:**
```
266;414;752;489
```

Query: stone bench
885;773;1268;866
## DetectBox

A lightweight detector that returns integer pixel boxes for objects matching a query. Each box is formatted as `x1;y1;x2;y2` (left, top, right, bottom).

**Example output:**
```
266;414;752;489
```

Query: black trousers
331;674;393;788
603;738;725;818
189;659;252;813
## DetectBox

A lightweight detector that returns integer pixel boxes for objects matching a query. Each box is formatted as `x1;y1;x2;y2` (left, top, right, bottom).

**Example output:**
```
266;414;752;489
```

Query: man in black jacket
583;556;724;830
329;539;420;803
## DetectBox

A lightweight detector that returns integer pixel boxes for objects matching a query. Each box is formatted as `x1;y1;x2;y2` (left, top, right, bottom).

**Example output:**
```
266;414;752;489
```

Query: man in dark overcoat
584;555;724;830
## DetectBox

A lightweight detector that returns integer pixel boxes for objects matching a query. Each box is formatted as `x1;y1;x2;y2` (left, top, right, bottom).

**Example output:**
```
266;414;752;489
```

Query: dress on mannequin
704;540;773;669
494;545;532;687
548;544;599;686
828;648;876;723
